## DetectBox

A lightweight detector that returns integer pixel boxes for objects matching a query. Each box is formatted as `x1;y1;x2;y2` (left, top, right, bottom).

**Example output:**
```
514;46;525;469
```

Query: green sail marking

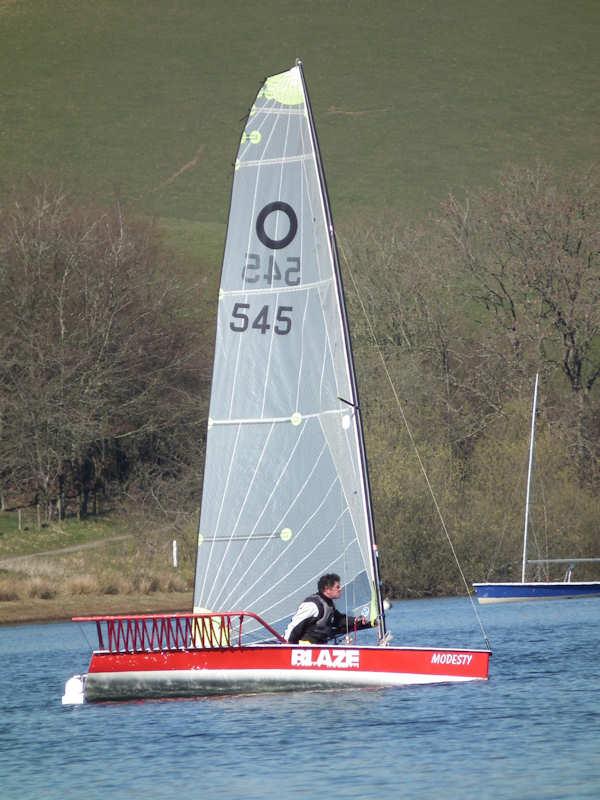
263;70;304;106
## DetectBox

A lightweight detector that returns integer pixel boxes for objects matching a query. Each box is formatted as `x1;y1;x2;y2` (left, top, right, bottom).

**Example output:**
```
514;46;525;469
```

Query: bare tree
442;163;600;478
0;181;207;517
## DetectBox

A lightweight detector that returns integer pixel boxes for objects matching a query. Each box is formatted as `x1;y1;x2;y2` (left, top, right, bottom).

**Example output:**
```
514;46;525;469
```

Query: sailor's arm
332;609;373;635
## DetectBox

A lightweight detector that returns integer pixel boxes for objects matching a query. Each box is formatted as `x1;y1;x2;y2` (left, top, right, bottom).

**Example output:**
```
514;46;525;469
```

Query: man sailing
284;573;372;644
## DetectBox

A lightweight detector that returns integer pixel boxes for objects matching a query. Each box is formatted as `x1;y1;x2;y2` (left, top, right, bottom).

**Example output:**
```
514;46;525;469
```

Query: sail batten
209;408;348;427
194;63;382;635
219;276;332;297
237;153;315;169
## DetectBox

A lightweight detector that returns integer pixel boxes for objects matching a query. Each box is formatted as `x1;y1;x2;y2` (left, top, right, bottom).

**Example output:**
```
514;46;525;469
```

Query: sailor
284;573;372;644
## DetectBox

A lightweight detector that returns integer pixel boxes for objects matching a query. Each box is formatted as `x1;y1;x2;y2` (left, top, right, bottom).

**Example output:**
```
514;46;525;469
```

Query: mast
521;373;539;583
295;60;386;638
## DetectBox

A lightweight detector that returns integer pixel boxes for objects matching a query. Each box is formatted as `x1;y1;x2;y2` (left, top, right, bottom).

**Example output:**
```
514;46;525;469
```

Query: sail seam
253;107;306;116
219;277;332;297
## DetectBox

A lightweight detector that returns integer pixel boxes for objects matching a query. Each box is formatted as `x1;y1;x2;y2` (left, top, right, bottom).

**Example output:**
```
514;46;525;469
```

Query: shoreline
0;593;448;627
0;590;194;626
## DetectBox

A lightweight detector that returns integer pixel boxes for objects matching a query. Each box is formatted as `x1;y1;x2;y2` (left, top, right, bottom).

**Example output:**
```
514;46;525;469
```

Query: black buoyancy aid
301;593;338;644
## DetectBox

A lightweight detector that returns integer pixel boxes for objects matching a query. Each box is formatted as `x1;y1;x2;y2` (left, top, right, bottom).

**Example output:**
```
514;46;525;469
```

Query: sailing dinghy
63;62;490;704
473;374;600;604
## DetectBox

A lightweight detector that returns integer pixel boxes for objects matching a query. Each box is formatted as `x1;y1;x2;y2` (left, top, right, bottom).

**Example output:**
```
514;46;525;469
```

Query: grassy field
0;513;195;624
0;591;193;625
2;0;599;254
0;514;117;558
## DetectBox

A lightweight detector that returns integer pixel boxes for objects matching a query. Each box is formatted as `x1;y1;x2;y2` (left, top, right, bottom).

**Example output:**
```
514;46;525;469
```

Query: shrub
64;574;100;595
27;578;58;599
0;578;21;601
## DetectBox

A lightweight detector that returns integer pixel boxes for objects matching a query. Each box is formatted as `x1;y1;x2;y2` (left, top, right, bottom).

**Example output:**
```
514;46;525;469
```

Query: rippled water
1;597;599;799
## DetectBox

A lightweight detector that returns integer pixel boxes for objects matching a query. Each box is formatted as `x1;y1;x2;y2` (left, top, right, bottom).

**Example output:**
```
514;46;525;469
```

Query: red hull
66;613;490;701
83;644;490;701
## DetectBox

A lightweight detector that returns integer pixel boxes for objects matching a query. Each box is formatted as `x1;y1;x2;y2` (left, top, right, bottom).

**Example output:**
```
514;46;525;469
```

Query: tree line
1;166;598;594
0;182;209;525
343;163;600;593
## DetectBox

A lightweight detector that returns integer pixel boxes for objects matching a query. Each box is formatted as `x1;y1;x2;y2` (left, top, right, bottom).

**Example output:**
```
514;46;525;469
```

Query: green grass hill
3;0;599;250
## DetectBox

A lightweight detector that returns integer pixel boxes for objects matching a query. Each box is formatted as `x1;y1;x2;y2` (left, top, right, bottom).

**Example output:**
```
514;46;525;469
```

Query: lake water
1;597;599;799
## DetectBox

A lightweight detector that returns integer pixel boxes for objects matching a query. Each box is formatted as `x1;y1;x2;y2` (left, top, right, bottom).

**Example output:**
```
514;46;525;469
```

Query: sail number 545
230;303;293;335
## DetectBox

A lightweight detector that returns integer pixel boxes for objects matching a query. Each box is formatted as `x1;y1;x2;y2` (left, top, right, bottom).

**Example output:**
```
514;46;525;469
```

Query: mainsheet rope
339;242;491;651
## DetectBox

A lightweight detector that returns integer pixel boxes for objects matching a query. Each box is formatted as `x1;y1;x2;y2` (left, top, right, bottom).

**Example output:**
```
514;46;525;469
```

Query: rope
339;242;491;651
77;620;95;651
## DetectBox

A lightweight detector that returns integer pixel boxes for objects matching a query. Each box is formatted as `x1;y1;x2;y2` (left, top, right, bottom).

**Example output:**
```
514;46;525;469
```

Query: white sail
521;372;539;582
193;64;381;636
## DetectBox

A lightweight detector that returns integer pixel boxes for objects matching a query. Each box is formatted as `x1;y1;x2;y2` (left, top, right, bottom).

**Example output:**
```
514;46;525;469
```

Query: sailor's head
318;573;342;599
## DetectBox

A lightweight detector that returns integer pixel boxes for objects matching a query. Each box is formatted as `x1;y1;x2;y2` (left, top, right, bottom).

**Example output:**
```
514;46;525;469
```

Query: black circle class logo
256;202;298;250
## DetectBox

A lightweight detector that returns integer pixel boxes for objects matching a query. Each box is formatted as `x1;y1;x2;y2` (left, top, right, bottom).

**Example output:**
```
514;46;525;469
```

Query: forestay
193;63;382;637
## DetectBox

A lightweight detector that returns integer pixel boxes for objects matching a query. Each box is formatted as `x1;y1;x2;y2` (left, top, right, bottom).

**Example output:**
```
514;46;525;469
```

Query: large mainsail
194;63;382;636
